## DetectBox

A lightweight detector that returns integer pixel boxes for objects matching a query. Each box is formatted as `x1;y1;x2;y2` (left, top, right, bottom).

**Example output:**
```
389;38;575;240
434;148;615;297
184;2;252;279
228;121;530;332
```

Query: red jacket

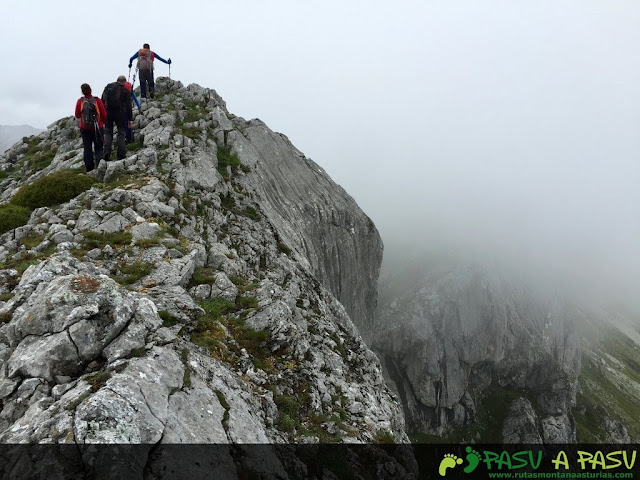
75;95;107;130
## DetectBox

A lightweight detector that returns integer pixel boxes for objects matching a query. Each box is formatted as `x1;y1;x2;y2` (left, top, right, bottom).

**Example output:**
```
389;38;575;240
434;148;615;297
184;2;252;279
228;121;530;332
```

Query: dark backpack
81;97;98;127
103;82;122;110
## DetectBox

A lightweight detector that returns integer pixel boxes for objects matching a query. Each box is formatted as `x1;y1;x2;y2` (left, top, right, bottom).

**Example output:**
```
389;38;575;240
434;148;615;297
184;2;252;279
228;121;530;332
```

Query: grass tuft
158;310;179;327
113;261;154;285
216;146;244;178
82;231;132;249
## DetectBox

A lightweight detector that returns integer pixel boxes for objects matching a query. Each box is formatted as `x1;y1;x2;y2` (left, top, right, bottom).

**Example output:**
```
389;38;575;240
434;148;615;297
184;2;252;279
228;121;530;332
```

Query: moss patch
11;170;95;210
0;243;57;275
277;242;292;256
20;233;46;250
21;136;58;172
113;261;154;285
86;371;112;392
216;145;245;178
180;348;192;388
189;267;217;287
218;193;261;221
159;310;179;327
0;204;31;235
190;293;271;370
373;430;395;444
127;140;145;152
65;392;91;411
81;230;132;249
191;298;234;359
215;390;230;430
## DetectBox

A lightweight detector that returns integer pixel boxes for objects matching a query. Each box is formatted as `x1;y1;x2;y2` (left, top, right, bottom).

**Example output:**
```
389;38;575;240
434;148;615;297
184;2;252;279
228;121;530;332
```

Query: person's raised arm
128;51;139;68
154;53;171;65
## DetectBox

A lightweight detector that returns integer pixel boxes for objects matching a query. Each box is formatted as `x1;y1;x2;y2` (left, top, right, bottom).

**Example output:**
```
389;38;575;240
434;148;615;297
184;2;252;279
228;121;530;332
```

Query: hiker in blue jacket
124;81;141;143
129;43;171;99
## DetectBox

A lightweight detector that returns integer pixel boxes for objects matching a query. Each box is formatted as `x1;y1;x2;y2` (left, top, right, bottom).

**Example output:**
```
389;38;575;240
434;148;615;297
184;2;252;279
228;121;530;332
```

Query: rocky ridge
0;78;415;478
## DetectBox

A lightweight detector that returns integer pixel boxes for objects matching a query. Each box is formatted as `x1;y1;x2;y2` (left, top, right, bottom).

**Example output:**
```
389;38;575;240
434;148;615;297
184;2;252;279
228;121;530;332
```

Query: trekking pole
128;66;131;82
169;63;171;81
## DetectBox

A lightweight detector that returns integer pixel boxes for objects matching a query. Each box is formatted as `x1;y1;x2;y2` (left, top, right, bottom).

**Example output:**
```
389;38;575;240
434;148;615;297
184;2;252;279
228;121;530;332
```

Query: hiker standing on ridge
74;83;107;173
101;75;133;161
129;43;171;99
123;80;141;144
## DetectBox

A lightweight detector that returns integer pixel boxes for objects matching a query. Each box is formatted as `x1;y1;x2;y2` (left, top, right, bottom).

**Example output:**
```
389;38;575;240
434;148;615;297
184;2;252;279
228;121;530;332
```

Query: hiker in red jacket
129;43;171;99
74;83;107;172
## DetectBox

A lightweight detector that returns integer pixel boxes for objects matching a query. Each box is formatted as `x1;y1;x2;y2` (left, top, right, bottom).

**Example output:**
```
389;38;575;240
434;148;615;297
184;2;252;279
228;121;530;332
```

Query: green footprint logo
464;446;481;474
438;453;463;477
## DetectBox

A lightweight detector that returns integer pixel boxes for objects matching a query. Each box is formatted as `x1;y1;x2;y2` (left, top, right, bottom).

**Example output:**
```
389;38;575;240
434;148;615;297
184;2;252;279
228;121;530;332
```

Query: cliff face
221;116;382;330
0;79;413;478
373;264;582;443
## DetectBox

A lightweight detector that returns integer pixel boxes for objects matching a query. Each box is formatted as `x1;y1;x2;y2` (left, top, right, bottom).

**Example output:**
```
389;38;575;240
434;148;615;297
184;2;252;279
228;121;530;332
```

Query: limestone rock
0;78;413;477
502;398;543;443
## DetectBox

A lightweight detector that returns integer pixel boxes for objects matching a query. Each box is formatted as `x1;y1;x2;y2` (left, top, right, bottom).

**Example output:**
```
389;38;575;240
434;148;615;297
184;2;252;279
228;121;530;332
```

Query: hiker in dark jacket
101;75;133;161
74;83;107;172
128;43;171;99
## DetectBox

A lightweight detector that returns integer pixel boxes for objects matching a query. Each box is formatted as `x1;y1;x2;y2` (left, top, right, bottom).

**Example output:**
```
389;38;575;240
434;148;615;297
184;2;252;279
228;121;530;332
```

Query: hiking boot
150;90;155;99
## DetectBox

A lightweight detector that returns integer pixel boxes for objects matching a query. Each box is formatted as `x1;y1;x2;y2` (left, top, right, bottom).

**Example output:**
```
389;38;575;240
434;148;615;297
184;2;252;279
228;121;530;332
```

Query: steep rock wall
226;119;382;330
373;265;581;443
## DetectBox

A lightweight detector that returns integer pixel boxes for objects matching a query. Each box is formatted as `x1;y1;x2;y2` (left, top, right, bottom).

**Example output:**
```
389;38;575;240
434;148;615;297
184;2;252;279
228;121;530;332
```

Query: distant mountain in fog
373;256;640;443
0;124;43;153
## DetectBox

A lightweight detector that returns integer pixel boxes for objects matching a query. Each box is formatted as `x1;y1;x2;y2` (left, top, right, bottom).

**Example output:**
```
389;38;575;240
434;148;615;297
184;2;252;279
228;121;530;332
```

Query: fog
1;1;638;311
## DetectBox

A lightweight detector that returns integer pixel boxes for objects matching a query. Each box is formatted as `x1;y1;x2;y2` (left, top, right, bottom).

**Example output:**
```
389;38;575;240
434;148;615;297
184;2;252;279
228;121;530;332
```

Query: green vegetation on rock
574;340;640;442
0;204;31;235
21;136;58;172
11;170;95;210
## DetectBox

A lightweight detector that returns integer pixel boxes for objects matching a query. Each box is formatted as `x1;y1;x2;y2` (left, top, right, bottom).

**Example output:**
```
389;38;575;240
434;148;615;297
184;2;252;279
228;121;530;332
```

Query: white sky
2;0;639;309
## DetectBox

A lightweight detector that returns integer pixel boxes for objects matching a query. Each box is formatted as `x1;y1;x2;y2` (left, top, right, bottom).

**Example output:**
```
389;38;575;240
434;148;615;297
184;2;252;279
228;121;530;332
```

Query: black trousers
104;109;126;161
81;127;103;172
139;69;154;98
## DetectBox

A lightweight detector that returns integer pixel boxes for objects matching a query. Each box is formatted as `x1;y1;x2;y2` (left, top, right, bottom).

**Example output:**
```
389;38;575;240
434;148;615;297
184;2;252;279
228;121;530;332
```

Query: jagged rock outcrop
373;264;581;443
0;78;415;478
501;398;543;443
